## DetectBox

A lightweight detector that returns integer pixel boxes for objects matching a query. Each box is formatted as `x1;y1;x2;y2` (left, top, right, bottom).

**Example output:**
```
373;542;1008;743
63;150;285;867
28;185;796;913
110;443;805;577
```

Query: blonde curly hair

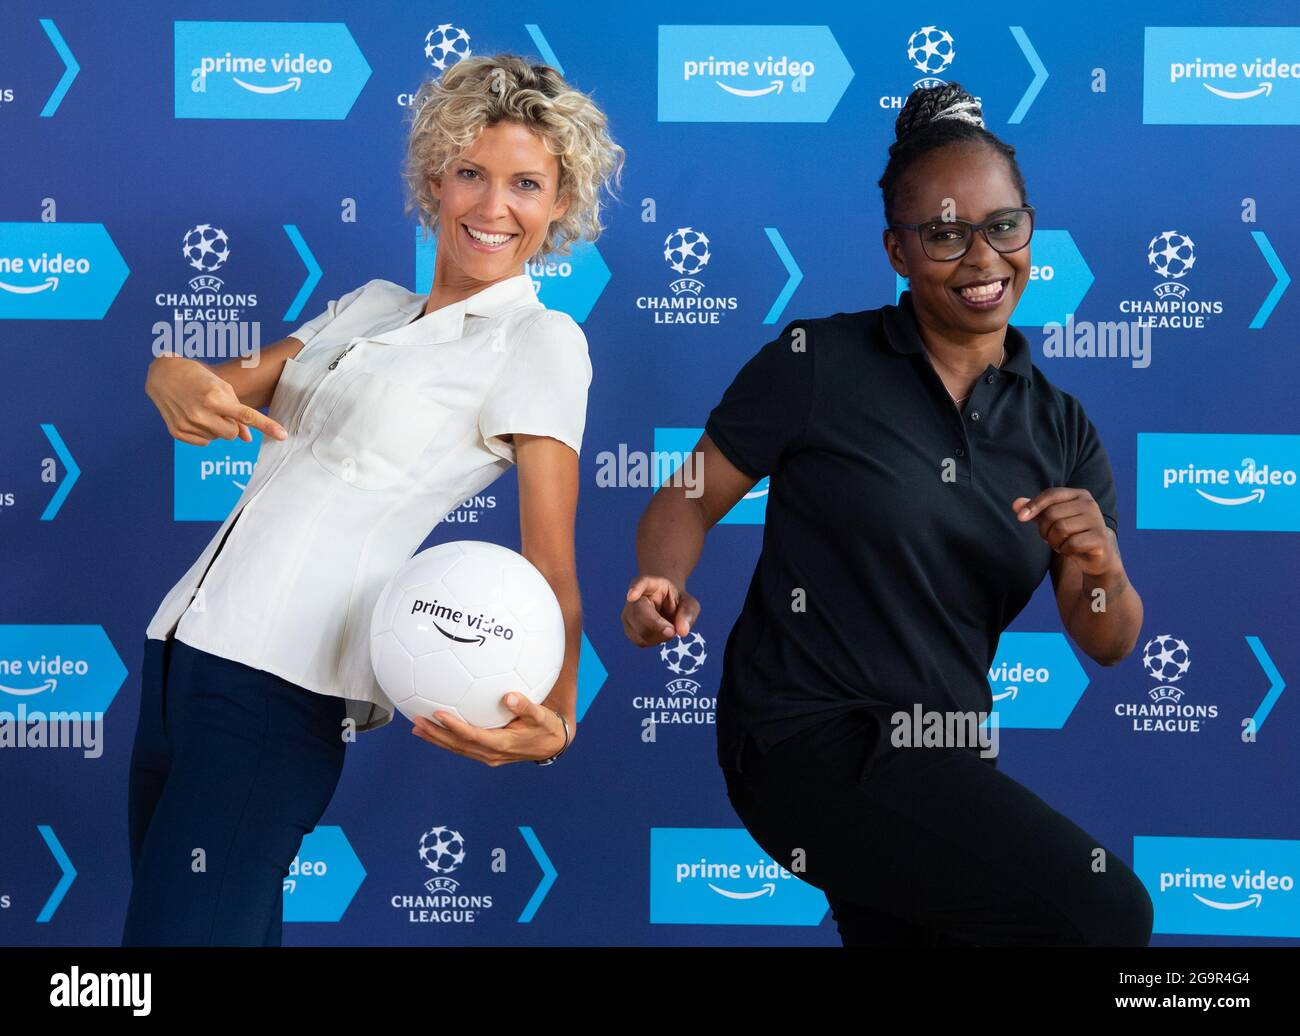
403;54;625;259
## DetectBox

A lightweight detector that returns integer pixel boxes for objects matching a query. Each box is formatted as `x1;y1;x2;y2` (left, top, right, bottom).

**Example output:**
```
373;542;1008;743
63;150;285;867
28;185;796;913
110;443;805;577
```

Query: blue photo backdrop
1;0;1297;945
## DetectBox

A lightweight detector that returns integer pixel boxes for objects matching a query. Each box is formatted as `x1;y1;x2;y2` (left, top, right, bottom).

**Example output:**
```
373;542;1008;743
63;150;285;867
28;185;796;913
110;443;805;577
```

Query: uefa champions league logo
418;825;465;897
876;26;965;115
152;222;259;357
181;224;230;291
660;632;707;676
392;823;494;923
424;24;471;70
1147;230;1197;300
637;225;736;324
907;25;956;88
635;632;715;738
1117;229;1219;328
419;825;466;878
1116;631;1218;733
664;226;711;295
1142;634;1191;704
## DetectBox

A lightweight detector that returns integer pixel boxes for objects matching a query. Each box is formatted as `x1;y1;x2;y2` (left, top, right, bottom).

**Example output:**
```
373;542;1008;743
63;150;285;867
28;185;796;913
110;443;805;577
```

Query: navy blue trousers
122;635;348;946
722;708;1154;946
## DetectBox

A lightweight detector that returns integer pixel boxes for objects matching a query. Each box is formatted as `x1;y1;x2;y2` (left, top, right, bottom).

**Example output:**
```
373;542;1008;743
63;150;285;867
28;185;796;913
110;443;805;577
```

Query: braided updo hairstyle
878;82;1027;228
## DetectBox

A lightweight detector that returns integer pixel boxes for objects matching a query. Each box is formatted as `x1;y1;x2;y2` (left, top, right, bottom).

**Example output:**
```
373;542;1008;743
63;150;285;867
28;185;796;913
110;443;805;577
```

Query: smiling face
428;119;571;286
882;143;1030;340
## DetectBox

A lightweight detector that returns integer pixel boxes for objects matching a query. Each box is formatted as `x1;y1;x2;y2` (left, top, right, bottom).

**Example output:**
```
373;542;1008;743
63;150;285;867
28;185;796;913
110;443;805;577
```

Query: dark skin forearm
1059;542;1144;666
635;483;709;592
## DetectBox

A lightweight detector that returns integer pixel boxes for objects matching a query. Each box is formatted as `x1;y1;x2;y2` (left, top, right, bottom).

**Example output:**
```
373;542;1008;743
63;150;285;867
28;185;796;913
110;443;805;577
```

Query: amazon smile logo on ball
408;596;516;646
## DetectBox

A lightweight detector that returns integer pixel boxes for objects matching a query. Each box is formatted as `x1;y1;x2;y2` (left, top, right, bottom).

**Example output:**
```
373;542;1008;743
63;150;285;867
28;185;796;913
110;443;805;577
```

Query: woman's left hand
1012;487;1120;578
410;692;571;765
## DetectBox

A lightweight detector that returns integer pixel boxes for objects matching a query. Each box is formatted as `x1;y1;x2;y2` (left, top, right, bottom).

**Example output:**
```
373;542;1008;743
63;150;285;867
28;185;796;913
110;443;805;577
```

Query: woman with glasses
621;83;1152;946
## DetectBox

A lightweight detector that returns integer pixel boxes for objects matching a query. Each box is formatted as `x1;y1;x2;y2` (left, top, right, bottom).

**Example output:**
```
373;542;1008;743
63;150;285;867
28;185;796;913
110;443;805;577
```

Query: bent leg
725;711;1153;947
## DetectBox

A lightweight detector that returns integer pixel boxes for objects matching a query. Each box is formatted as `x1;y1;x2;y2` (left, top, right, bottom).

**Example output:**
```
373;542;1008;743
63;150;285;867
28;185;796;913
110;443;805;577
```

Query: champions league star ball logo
181;224;230;275
155;222;258;328
396;823;493;922
638;225;735;324
664;227;711;278
418;825;466;876
1148;231;1196;278
661;632;708;676
424;24;471;70
1147;230;1196;300
640;632;715;734
1118;633;1217;733
1142;634;1191;703
907;26;956;80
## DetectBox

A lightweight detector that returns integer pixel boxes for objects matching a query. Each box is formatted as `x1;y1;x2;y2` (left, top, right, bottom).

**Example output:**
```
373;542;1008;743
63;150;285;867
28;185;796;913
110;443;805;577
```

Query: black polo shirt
704;289;1119;771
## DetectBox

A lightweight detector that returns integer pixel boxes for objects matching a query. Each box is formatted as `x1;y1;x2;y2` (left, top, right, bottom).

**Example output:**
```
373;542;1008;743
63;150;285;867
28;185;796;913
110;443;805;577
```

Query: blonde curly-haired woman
125;55;623;946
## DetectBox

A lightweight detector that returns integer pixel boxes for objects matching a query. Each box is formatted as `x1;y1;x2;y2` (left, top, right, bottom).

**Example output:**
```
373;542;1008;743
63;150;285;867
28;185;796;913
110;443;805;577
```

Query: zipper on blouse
328;340;358;369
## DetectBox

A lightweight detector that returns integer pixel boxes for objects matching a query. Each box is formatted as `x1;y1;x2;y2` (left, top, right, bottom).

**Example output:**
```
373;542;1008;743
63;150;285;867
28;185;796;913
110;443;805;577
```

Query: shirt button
954;447;965;457
985;374;996;383
970;411;981;421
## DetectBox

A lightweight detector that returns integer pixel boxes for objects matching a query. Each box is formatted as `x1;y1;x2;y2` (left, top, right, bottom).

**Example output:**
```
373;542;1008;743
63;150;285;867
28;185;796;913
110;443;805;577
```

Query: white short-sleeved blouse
144;273;591;732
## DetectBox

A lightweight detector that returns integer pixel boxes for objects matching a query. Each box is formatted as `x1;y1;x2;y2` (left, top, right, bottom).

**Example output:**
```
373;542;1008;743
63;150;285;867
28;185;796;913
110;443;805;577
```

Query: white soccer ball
370;540;565;728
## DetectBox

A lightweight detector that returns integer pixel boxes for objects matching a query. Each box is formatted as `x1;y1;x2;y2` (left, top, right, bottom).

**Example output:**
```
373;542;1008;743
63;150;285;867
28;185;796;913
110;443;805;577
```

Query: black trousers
721;708;1154;946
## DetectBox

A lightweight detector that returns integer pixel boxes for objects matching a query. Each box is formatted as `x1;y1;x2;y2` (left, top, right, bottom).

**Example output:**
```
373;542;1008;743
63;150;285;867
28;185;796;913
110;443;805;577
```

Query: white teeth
959;280;1004;300
466;225;513;245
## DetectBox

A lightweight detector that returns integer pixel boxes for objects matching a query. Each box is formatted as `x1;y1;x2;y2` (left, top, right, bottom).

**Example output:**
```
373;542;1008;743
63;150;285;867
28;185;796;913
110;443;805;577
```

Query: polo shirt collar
883;289;1033;384
372;272;542;345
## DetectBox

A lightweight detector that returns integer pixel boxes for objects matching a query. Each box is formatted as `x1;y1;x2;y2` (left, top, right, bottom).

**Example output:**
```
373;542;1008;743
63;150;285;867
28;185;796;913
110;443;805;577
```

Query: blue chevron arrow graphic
525;25;563;76
517;825;557;923
283;224;321;322
1245;636;1286;732
763;227;802;325
39;19;79;117
1009;26;1047;124
36;825;76;922
1249;231;1290;329
39;423;79;520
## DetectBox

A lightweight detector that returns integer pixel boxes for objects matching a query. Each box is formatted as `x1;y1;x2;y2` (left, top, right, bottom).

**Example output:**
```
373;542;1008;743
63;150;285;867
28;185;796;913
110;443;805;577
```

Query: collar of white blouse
368;271;543;347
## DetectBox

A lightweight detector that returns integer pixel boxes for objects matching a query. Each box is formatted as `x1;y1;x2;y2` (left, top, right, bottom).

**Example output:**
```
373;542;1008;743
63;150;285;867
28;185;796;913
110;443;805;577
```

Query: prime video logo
649;828;829;925
658;25;853;122
1144;27;1300;124
0;223;128;320
1138;433;1300;531
1135;836;1300;937
175;21;372;119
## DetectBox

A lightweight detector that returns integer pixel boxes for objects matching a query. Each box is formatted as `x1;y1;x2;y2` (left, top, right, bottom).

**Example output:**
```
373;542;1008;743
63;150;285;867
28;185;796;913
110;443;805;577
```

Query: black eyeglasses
887;205;1035;261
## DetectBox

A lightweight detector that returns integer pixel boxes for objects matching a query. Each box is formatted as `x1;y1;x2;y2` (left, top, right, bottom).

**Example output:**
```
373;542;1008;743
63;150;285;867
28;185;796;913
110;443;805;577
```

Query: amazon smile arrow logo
430;622;486;646
0;276;58;294
0;678;58;696
708;881;776;899
716;79;784;97
1203;80;1273;100
1195;487;1266;506
1193;892;1263;910
233;75;302;94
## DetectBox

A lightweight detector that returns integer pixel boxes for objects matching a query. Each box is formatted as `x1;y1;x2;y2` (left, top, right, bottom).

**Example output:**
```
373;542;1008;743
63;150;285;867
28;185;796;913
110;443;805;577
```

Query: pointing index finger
208;395;287;441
